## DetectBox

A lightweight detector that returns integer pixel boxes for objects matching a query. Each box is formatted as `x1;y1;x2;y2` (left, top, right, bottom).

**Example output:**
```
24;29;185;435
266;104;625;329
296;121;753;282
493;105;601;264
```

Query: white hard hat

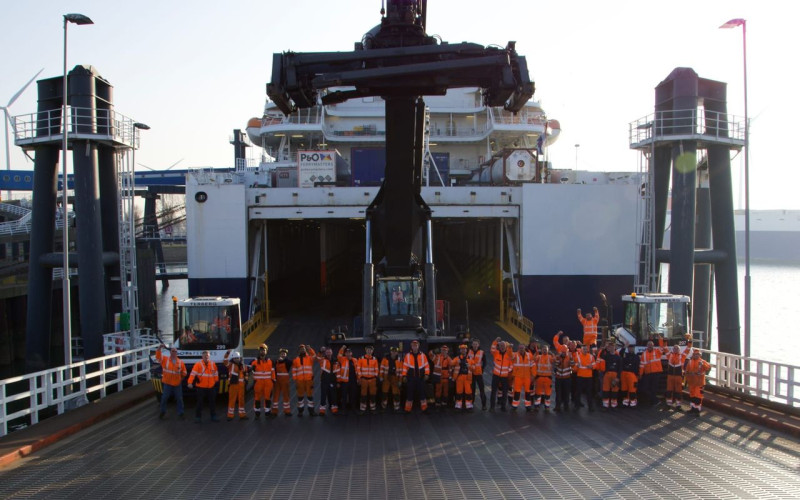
231;351;241;359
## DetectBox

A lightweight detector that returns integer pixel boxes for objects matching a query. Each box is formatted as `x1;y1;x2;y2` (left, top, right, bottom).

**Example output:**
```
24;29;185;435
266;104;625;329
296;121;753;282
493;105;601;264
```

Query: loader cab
174;297;242;352
615;293;690;350
375;277;424;332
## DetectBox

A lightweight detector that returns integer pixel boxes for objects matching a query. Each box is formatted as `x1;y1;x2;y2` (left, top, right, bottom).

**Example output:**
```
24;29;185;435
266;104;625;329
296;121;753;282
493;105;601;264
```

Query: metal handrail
0;332;159;437
0;203;31;218
13;106;139;148
629;109;746;147
698;349;800;408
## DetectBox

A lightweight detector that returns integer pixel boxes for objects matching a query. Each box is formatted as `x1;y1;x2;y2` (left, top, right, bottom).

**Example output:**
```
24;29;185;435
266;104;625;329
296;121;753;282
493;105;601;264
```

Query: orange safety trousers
455;374;473;395
295;379;313;399
435;378;450;399
620;371;638;407
381;375;401;397
688;383;704;400
602;372;620;408
513;377;531;394
454;374;473;409
273;378;292;414
666;375;683;404
602;372;619;392
360;378;377;397
227;383;246;418
253;380;274;411
381;375;401;410
535;376;552;396
360;378;377;411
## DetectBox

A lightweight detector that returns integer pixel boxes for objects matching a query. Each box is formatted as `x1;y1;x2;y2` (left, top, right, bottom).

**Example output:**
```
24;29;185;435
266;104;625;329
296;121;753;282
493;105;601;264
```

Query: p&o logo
300;152;333;162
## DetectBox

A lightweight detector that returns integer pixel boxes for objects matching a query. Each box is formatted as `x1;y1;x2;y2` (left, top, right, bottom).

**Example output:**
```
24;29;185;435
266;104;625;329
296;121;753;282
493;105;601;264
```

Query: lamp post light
574;143;580;169
129;122;149;339
61;13;93;366
720;18;750;358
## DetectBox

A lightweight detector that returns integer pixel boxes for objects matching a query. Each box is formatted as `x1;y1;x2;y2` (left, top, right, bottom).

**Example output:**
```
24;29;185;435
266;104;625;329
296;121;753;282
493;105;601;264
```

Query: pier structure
630;67;745;354
14;66;139;368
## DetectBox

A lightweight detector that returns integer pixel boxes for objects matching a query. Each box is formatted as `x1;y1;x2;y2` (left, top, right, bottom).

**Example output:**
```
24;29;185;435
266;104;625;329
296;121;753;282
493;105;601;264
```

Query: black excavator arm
267;0;534;340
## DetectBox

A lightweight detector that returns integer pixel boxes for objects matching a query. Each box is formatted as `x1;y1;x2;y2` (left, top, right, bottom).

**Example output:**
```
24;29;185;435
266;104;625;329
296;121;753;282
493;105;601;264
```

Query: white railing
699;349;800;408
0;203;31;218
13;106;138;148
0;334;159;436
629;109;746;147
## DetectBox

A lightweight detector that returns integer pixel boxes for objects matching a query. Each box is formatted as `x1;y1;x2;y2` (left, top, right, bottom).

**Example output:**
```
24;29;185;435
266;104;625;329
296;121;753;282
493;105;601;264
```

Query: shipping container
351;147;385;186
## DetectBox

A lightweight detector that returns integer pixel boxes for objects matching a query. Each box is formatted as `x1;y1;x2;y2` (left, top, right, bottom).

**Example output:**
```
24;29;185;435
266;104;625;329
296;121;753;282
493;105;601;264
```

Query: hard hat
259;344;268;350
231;351;241;359
389;346;398;352
410;339;420;344
458;344;468;349
279;348;288;354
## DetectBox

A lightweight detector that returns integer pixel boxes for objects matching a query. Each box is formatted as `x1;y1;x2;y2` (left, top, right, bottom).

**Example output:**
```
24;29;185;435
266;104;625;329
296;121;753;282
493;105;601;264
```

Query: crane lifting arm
267;0;534;340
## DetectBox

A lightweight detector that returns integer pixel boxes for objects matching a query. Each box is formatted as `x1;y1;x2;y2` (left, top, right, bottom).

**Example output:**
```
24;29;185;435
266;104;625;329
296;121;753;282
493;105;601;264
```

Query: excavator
267;0;533;352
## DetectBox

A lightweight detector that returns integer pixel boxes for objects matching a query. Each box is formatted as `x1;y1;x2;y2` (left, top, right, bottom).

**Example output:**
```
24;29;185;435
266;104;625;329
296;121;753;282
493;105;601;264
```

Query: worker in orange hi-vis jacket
552;330;570;354
337;346;359;415
489;338;514;412
402;339;430;413
452;344;475;411
468;338;487;410
639;339;667;406
665;344;688;410
292;344;317;416
250;344;276;419
187;350;220;423
575;343;597;412
316;346;337;416
577;306;599;347
223;350;249;421
272;348;293;416
533;344;557;411
380;347;404;412
597;340;622;409
357;345;380;414
684;349;711;415
510;343;534;411
429;345;452;410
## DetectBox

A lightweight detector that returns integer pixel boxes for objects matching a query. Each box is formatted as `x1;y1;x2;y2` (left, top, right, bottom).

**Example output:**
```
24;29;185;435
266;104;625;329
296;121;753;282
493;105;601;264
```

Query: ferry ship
185;86;643;339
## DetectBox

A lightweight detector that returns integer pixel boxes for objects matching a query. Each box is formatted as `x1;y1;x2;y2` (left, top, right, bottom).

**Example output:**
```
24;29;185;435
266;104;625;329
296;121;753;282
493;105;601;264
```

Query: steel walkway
1;393;799;499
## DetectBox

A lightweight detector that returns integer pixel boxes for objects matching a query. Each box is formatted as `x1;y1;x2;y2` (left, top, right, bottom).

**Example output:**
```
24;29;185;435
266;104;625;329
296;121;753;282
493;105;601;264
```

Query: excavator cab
615;293;691;350
375;277;424;333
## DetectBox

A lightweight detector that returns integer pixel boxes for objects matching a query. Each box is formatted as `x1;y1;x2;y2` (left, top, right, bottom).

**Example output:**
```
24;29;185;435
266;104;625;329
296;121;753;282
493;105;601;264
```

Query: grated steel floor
2;398;799;499
2;317;799;499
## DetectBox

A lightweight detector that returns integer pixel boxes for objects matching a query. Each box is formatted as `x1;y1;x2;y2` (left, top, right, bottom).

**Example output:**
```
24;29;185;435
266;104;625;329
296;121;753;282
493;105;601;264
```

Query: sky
1;0;798;209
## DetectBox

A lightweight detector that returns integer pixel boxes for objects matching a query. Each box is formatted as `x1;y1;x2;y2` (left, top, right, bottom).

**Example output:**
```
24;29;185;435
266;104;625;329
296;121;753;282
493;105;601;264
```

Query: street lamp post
574;143;580;169
721;18;750;358
62;13;93;365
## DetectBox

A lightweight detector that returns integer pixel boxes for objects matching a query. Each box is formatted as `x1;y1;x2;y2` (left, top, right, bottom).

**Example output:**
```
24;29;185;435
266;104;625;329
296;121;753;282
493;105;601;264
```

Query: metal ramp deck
1;393;798;499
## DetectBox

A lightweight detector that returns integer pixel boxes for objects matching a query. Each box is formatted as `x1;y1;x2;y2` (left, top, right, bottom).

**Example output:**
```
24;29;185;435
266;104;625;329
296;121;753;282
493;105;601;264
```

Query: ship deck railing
699;348;800;408
629;109;746;150
0;329;158;437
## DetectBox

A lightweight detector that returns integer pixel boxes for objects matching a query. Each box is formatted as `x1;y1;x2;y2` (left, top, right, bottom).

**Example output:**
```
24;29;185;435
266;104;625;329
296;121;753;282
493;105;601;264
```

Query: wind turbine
137;158;184;171
1;69;44;173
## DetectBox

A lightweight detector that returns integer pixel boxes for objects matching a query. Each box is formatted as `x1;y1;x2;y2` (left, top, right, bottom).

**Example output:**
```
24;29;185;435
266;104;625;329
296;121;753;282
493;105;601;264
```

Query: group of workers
155;305;711;422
